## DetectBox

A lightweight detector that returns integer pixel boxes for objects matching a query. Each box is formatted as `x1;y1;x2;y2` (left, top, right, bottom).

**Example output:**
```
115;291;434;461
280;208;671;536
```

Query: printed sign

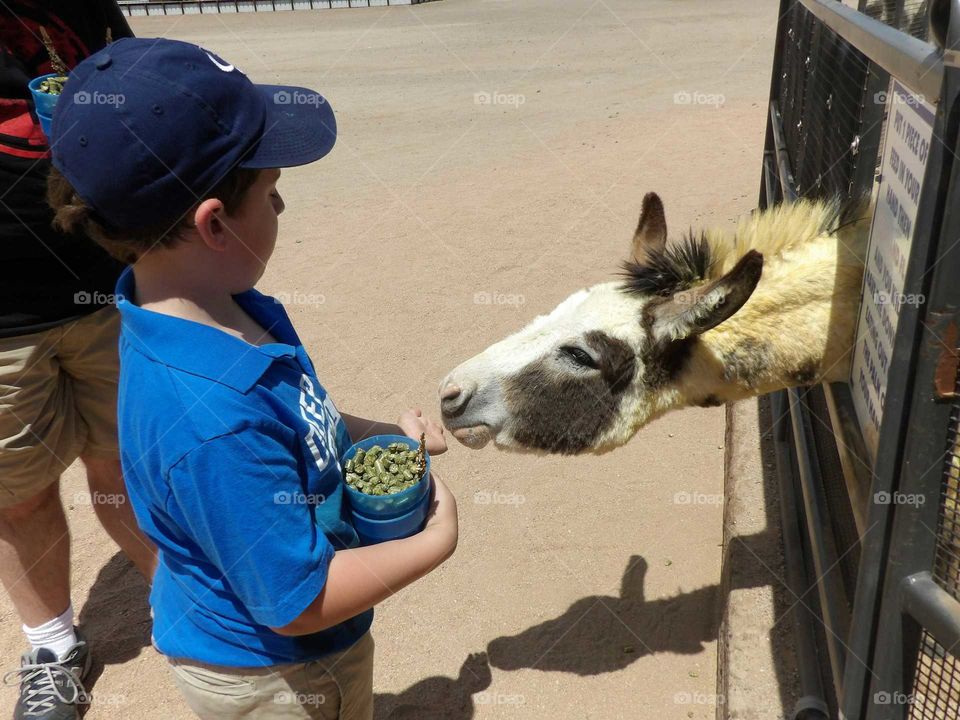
851;80;934;460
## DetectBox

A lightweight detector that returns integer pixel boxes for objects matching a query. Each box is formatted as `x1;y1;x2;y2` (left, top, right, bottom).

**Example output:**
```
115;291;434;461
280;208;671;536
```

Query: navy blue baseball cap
50;38;336;230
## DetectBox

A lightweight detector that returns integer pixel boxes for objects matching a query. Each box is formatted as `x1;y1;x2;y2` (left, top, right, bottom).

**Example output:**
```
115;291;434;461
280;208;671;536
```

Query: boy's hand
398;408;447;455
423;473;458;556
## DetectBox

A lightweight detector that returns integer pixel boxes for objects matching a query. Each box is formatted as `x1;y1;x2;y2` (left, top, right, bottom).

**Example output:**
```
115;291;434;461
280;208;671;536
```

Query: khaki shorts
169;632;374;720
0;307;120;508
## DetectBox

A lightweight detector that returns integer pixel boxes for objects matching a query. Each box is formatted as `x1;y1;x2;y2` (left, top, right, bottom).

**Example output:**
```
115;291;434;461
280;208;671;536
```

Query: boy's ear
193;198;228;251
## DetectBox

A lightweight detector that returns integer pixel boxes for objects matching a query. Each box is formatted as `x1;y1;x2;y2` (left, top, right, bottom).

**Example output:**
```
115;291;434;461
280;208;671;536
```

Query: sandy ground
0;1;778;718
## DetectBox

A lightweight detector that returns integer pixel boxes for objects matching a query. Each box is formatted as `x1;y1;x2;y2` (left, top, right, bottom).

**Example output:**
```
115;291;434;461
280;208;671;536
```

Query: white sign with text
851;80;934;460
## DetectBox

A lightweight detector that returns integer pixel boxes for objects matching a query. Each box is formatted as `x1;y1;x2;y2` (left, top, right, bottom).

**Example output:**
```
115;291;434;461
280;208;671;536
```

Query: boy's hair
47;167;261;264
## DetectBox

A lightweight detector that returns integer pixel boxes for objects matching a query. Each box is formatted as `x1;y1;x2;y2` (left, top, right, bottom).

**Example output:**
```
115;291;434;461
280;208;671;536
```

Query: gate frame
759;1;960;718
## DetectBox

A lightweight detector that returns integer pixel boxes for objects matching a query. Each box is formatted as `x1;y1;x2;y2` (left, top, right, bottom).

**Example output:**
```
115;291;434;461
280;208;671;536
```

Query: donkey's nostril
440;383;462;402
440;382;473;418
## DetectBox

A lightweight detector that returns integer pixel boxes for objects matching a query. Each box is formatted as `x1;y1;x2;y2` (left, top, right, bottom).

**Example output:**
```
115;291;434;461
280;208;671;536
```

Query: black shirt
0;1;132;337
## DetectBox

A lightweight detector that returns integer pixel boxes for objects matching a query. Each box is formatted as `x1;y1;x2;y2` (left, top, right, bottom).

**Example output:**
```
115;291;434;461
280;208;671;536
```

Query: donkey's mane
620;231;713;298
620;195;865;299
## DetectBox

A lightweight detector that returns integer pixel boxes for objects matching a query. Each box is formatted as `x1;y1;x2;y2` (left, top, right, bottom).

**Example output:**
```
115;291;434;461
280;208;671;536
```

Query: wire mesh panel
932;382;960;600
777;2;881;201
862;1;930;41
903;334;960;719
908;631;960;719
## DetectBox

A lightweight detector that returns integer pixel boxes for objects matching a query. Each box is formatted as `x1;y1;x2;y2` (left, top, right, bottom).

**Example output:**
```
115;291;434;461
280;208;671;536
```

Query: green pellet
344;435;427;496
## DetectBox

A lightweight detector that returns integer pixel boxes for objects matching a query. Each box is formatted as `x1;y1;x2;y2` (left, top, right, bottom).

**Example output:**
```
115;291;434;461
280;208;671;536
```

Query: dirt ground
0;1;778;718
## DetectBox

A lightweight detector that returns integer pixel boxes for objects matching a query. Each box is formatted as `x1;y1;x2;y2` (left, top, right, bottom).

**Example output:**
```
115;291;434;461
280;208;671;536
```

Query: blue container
28;73;64;118
36;110;53;139
342;434;431;544
350;494;431;545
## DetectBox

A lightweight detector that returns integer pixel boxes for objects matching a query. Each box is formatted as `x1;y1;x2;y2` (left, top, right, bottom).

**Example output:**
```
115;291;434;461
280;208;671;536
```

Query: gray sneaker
3;631;91;720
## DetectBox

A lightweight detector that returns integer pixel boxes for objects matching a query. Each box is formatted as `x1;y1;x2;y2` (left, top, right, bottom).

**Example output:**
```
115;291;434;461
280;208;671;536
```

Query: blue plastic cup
28;73;64;117
342;434;431;545
36;111;53;138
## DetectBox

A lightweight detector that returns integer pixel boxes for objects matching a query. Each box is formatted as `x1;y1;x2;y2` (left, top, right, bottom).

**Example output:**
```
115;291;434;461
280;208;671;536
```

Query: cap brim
239;85;337;169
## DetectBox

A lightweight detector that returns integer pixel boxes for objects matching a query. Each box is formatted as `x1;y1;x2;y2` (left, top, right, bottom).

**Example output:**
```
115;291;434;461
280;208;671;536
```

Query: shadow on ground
75;553;736;718
77;552;152;699
374;553;732;718
487;555;719;675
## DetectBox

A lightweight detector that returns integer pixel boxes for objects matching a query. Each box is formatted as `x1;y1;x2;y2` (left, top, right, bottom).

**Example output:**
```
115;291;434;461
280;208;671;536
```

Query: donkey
439;193;870;454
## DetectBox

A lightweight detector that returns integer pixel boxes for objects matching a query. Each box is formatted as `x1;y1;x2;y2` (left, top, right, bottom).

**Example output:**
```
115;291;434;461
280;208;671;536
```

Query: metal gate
760;1;960;718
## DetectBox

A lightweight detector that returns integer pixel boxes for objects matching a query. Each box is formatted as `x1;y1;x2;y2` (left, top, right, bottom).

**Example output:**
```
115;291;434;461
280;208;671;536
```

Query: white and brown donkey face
439;194;764;455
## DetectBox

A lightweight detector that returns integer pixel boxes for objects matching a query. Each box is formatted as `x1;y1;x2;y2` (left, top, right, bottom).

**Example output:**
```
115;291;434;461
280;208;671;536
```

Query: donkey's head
439;193;764;454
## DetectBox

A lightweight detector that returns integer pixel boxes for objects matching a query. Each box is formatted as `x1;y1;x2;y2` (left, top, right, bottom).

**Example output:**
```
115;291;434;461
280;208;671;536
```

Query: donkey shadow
487;555;719;676
76;552;152;695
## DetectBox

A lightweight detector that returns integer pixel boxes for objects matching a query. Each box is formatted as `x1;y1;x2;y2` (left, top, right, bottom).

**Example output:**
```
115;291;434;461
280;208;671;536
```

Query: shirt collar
116;268;300;394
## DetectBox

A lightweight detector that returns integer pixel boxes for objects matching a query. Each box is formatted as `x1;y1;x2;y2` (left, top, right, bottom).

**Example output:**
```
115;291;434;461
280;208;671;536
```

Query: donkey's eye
560;345;598;369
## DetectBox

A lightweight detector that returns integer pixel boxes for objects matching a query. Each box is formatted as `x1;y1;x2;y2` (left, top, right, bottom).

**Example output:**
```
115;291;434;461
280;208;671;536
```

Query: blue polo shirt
115;269;372;667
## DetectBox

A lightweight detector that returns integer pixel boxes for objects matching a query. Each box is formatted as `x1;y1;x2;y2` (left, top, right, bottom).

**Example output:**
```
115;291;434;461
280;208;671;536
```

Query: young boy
46;38;458;719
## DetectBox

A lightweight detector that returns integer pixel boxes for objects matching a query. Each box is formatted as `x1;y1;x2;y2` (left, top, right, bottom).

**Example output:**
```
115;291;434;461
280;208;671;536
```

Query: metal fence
118;0;428;16
760;0;960;718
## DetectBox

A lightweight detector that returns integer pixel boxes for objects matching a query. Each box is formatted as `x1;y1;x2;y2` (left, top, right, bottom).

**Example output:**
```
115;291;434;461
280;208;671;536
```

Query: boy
46;38;458;720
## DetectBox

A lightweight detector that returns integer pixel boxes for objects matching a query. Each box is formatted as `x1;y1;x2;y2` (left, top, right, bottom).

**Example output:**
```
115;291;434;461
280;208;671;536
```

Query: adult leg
59;307;157;580
0;480;70;628
81;454;156;580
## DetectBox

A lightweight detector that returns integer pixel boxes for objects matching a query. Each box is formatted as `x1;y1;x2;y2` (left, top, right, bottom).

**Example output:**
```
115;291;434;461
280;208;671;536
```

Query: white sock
23;604;77;660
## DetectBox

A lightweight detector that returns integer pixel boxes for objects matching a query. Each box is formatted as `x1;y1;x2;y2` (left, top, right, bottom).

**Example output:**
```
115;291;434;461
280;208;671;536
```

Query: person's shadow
76;551;152;701
374;652;492;720
486;555;719;675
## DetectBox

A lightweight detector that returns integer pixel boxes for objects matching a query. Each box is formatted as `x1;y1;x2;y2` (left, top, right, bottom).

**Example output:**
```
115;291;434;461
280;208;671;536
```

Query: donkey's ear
631;192;667;262
649;250;763;344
